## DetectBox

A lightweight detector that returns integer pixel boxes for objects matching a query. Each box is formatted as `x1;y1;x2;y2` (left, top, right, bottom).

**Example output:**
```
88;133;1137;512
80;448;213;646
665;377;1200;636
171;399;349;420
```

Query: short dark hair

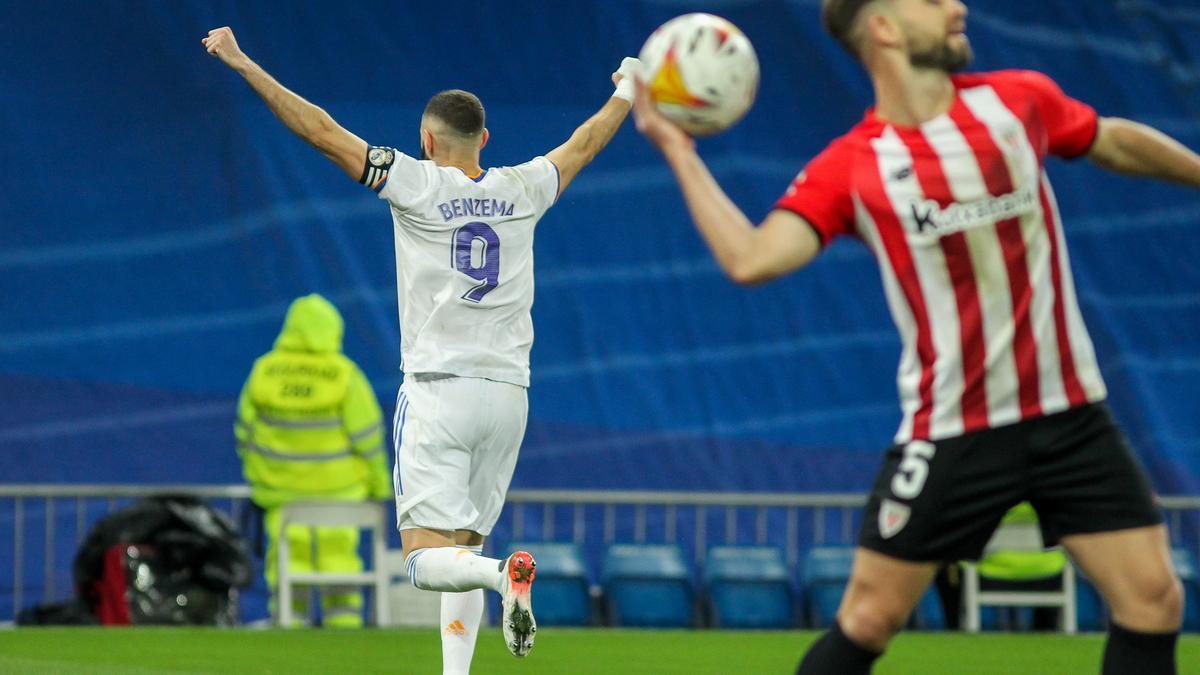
822;0;879;59
423;89;485;136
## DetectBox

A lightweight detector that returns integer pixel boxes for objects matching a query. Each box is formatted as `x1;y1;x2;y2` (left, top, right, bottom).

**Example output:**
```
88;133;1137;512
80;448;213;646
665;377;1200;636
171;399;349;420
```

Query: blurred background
1;0;1197;629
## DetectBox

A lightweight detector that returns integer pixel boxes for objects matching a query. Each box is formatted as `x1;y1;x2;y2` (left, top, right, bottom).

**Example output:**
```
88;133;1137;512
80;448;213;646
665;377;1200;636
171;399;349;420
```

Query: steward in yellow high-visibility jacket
235;294;391;628
975;502;1067;630
978;502;1067;582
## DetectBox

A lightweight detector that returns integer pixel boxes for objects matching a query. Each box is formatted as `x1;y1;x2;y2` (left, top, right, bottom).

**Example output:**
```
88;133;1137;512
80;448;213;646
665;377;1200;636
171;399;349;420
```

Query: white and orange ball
638;13;760;136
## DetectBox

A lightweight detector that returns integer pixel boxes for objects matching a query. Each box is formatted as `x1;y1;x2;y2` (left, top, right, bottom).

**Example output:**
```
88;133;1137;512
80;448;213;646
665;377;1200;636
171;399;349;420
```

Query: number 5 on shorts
891;440;935;500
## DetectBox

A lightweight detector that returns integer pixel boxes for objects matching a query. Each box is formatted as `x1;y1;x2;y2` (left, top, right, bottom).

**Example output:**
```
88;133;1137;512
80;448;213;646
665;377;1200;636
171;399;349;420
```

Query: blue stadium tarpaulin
1;0;1197;496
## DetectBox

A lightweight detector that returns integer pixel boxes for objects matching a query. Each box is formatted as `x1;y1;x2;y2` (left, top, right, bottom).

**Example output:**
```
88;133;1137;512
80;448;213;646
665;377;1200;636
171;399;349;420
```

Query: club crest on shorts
879;498;911;539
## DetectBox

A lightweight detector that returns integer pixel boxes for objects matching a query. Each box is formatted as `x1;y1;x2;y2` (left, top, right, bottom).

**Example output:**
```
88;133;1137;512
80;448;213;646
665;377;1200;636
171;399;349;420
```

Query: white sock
441;546;486;675
406;546;504;593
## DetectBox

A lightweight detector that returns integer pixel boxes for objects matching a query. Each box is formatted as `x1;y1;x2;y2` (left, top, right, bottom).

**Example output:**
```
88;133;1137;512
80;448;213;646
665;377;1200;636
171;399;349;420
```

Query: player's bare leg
401;527;503;598
797;547;936;674
1064;525;1182;630
1063;525;1182;674
837;548;937;649
400;526;499;598
401;527;457;558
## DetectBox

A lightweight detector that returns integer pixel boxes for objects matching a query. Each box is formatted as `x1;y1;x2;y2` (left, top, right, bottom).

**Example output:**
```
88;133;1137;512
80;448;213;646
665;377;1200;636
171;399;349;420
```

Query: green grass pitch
1;627;1197;674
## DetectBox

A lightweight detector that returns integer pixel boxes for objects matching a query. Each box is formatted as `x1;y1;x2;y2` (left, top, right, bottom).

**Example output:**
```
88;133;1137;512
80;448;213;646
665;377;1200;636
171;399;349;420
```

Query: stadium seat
276;501;389;627
802;547;855;628
1172;548;1200;632
602;544;693;627
703;546;794;628
961;521;1076;633
507;541;592;626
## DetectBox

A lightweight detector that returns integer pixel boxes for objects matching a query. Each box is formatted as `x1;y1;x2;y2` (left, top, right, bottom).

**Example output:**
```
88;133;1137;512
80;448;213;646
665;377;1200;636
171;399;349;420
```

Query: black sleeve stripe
362;166;381;188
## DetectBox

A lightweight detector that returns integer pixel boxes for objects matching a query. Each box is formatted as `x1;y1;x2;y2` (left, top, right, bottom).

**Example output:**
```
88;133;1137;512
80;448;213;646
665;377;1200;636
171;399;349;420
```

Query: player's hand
611;57;640;103
202;26;248;68
631;76;695;153
612;57;641;88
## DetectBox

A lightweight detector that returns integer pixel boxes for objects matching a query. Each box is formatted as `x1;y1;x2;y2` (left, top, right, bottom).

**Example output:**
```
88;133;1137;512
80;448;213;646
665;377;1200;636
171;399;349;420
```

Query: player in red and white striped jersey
778;68;1108;445
633;1;1200;673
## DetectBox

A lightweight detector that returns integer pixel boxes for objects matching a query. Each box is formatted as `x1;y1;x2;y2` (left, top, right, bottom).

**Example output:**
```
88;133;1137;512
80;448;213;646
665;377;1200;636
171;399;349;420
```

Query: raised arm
631;80;821;285
1088;117;1200;189
203;27;367;181
544;58;640;199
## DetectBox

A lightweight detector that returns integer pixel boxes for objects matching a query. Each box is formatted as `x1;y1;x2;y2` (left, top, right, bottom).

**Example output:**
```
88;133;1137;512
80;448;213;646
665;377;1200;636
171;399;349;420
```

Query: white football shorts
391;374;528;535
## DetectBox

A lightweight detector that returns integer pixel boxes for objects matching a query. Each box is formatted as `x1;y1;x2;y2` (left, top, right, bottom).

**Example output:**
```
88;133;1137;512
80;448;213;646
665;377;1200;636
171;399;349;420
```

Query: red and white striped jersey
776;70;1107;443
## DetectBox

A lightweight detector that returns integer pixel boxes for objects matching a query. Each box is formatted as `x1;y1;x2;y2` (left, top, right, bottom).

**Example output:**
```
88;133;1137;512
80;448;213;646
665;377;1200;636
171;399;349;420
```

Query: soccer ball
638;13;759;136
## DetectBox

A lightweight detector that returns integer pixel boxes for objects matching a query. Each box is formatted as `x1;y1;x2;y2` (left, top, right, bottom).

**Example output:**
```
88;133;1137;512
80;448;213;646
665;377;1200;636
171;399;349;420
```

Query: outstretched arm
631;80;820;285
544;58;640;199
203;27;367;181
1088;117;1200;189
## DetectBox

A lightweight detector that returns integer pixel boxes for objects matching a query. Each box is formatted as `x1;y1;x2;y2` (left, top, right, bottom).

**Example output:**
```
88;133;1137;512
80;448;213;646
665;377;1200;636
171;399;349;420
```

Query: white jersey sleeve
358;146;431;211
510;156;560;217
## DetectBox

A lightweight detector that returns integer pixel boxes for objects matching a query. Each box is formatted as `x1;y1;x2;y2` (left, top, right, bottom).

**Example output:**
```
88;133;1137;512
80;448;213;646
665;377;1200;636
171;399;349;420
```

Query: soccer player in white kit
204;26;639;671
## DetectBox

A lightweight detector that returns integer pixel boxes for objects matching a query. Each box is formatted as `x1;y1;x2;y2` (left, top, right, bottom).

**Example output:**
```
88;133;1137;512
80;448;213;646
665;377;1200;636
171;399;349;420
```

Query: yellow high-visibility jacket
235;294;391;509
977;502;1067;581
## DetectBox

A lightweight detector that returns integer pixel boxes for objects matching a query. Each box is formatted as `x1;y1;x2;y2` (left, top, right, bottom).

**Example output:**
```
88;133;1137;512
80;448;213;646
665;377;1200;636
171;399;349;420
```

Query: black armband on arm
360;146;396;192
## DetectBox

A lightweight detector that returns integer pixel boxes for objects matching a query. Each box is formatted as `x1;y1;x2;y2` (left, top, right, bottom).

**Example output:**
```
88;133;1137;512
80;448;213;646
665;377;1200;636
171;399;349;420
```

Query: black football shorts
858;403;1163;562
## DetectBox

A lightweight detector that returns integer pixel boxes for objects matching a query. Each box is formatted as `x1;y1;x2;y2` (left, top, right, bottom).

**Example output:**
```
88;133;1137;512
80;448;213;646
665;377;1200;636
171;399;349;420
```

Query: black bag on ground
70;495;253;625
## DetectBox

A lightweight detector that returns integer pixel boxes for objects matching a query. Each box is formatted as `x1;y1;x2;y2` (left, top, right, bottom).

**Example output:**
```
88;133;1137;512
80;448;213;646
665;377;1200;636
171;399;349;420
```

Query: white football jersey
360;147;559;387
